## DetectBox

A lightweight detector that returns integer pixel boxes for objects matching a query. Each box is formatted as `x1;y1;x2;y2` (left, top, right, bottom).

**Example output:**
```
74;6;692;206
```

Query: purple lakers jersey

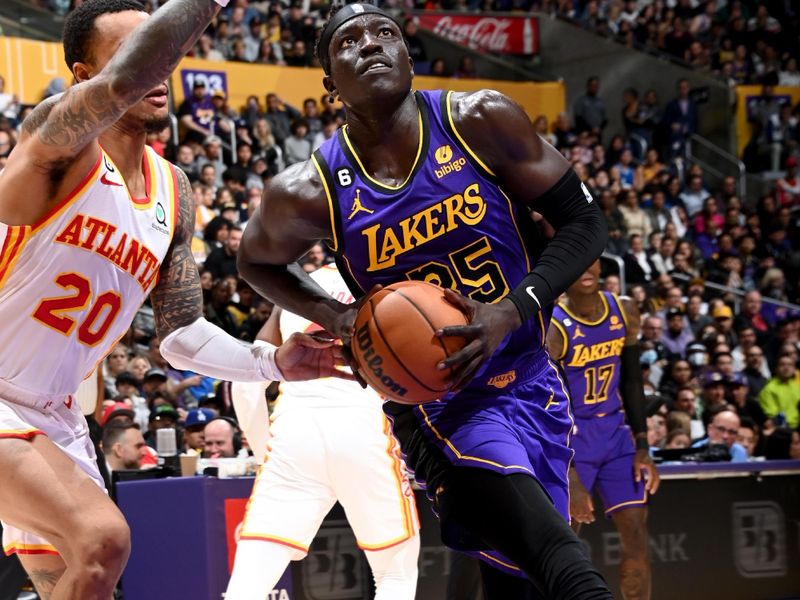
313;90;549;385
551;292;627;419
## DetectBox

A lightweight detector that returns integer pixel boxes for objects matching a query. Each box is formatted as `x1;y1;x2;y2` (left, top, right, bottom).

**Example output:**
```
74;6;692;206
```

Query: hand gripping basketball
350;281;470;404
435;289;523;392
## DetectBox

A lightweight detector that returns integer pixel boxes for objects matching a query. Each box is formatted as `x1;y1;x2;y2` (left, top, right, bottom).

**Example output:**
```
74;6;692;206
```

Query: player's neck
567;291;604;320
100;125;149;198
345;90;417;149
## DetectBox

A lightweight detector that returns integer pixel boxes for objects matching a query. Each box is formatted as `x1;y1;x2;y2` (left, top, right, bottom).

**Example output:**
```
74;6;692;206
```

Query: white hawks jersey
275;264;383;411
0;145;178;397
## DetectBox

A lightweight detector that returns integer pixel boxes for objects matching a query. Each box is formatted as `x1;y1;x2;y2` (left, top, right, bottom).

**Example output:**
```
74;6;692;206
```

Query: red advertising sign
416;13;539;55
224;498;249;573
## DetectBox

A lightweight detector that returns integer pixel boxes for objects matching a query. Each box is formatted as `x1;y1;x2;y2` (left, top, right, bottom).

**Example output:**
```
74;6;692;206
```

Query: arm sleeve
160;317;284;382
506;169;608;323
620;345;648;447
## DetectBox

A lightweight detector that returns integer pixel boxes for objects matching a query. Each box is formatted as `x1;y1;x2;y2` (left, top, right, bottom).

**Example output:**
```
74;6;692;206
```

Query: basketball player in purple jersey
549;260;660;600
238;4;612;598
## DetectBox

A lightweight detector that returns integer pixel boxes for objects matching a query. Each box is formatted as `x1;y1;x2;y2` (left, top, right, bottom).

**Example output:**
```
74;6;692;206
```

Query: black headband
318;3;399;74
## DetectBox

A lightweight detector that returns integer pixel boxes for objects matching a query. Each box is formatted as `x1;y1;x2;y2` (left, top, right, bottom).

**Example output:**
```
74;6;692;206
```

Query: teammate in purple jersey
549;260;660;600
238;4;611;598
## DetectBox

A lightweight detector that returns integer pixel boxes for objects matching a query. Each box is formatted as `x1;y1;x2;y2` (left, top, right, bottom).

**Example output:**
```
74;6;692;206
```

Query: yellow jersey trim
611;293;629;329
312;153;339;253
479;551;522;571
604;495;648;515
418;406;534;474
341;111;424;191
445;90;496;177
550;319;570;361
558;292;610;326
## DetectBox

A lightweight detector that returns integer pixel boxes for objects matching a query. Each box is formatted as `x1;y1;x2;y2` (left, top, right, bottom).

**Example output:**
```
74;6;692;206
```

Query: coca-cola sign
416;13;539;55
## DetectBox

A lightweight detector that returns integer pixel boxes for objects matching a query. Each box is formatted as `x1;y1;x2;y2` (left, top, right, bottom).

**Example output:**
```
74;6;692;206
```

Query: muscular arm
619;297;647;443
238;161;351;336
451;91;608;320
21;0;220;167
1;0;220;224
152;169;206;338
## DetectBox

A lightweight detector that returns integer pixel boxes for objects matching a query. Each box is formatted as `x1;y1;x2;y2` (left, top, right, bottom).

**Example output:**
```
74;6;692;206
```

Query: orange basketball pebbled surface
352;281;468;404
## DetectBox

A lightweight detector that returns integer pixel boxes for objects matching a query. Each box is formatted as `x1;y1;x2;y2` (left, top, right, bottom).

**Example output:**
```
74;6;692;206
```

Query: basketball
351;281;469;404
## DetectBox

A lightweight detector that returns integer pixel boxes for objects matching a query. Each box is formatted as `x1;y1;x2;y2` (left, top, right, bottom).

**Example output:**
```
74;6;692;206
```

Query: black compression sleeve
620;344;648;447
506;169;608;323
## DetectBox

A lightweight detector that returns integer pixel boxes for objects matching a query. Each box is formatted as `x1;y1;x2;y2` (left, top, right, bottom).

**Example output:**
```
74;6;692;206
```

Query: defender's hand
634;449;660;495
275;332;354;382
569;475;595;525
436;290;522;391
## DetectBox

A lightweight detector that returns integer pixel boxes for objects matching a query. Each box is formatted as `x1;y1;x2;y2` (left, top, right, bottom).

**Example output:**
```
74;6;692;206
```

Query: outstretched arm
21;0;221;168
153;169;349;383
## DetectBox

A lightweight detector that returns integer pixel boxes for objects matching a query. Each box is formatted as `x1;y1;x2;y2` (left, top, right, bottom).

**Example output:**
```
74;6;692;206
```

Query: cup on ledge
180;453;199;477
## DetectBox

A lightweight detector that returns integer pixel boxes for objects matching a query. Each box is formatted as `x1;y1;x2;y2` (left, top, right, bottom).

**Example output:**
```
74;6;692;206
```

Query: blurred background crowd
0;0;797;473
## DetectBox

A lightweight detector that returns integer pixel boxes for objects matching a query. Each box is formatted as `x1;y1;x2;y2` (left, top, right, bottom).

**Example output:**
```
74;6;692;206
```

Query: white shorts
239;405;419;558
0;380;104;557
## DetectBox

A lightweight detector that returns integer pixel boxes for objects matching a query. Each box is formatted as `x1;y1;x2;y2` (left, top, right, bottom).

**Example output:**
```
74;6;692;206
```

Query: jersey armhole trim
312;151;341;254
167;162;180;248
550;317;569;361
441;90;497;179
0;225;30;289
31;150;103;232
610;292;629;329
334;254;366;299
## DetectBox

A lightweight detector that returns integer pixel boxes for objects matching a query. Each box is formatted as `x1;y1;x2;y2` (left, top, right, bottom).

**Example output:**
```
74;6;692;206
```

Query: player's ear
322;75;338;101
72;62;92;84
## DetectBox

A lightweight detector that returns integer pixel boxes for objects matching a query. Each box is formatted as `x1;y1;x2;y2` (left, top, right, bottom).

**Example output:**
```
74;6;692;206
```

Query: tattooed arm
19;0;220;168
154;169;351;383
151;169;204;338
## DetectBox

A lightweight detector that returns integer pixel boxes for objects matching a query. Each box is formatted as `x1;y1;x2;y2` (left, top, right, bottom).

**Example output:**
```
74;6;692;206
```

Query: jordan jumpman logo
348;189;374;220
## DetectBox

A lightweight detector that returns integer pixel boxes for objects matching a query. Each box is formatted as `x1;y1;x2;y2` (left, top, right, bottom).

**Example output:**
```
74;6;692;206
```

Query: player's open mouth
360;58;392;75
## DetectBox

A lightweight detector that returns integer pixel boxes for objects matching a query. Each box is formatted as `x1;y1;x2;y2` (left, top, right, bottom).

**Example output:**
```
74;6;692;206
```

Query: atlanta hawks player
0;1;346;597
226;264;420;600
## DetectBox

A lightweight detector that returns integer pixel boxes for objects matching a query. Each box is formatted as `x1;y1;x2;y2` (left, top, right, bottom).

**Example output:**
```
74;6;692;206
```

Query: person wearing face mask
686;342;709;372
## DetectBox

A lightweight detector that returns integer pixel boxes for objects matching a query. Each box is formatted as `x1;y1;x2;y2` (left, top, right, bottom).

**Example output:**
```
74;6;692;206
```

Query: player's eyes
341;37;355;47
379;27;393;36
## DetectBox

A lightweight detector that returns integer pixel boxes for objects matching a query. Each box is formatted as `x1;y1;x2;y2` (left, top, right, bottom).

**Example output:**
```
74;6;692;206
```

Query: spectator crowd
1;0;797;468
